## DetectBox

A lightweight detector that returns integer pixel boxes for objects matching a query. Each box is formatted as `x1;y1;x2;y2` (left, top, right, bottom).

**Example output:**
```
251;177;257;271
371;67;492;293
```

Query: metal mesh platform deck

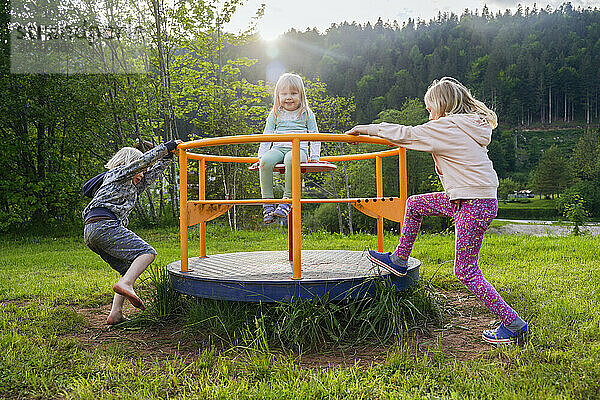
167;250;420;302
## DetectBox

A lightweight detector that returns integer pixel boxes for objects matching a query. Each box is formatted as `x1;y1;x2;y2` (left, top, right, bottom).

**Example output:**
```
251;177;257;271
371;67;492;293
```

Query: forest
237;2;600;126
1;1;600;233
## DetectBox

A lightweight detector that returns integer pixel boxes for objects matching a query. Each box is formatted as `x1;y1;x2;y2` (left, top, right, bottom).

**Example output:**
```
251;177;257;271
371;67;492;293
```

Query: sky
227;0;599;40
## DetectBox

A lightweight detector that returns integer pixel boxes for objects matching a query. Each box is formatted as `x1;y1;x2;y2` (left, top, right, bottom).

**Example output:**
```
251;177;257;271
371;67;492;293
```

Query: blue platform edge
168;263;420;303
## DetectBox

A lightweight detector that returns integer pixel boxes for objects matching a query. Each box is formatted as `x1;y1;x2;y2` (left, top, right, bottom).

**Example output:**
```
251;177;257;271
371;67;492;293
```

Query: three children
86;74;530;346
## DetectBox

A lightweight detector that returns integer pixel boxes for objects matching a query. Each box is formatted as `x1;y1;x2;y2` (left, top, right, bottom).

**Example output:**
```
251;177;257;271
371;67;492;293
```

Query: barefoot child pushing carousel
82;139;180;324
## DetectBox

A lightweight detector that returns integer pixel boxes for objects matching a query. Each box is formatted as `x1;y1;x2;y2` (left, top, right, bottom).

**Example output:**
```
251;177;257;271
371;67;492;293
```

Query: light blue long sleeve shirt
257;108;321;161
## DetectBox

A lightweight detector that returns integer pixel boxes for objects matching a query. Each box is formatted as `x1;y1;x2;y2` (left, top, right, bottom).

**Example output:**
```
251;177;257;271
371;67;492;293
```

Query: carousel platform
167;250;420;302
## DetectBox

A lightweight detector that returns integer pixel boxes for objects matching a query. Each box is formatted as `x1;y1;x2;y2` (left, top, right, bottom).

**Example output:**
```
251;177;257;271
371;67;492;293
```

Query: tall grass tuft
145;271;442;351
236;317;276;382
265;277;441;349
144;263;183;320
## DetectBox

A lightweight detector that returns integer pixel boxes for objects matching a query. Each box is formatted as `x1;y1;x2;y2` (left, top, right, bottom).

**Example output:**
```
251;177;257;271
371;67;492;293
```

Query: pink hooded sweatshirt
362;114;498;200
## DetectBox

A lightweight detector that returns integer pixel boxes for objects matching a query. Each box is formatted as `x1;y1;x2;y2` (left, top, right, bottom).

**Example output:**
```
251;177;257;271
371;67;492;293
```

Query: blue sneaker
482;323;532;345
273;203;291;218
263;204;276;224
367;250;408;276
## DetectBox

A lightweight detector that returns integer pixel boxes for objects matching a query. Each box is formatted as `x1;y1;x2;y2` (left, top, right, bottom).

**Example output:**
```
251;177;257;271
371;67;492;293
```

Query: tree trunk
594;88;598;119
135;200;148;221
586;89;589;124
564;91;567;122
540;91;544;123
329;172;344;234
145;189;157;223
549;86;552;124
105;78;125;144
220;163;233;231
159;174;165;218
150;0;178;218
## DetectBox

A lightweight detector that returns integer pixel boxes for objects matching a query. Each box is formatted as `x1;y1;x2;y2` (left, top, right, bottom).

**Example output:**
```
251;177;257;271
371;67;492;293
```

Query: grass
2;225;600;398
174;278;440;350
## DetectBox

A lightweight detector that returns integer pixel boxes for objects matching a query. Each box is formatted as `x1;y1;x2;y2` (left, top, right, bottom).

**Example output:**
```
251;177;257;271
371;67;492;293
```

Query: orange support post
291;138;302;279
179;148;189;272
198;158;207;258
376;155;384;252
398;148;407;231
288;211;293;261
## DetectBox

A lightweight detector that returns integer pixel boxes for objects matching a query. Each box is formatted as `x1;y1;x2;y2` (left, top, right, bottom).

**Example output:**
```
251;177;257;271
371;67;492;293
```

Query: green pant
259;146;308;199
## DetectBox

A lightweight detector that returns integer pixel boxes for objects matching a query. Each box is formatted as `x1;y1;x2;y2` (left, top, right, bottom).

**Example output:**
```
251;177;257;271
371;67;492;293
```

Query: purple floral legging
394;192;518;325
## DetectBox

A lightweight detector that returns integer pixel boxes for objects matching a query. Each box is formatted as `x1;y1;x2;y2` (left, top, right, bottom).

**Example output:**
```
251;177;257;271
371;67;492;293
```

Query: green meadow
2;225;600;399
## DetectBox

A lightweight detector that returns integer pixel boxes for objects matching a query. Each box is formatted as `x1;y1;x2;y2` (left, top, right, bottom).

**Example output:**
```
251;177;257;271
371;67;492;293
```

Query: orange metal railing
176;133;407;280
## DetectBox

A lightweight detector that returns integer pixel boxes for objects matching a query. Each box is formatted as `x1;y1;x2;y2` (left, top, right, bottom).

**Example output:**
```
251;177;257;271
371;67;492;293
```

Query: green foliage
305;203;344;232
530;145;572;198
497;177;521;200
571;129;600;181
561;180;600;218
374;99;428;126
6;5;600;233
0;73;163;232
418;174;444;193
239;7;600;128
560;194;589;235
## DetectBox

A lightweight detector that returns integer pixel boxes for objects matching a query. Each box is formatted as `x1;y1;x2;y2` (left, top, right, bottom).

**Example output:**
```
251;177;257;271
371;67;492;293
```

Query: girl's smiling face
278;86;301;111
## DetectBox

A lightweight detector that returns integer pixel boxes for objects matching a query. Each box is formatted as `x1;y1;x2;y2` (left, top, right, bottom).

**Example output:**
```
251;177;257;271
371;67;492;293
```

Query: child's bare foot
112;281;146;310
106;312;129;325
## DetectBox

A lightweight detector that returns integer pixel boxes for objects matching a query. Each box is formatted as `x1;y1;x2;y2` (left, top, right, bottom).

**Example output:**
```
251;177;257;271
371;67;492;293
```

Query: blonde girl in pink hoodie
347;77;530;345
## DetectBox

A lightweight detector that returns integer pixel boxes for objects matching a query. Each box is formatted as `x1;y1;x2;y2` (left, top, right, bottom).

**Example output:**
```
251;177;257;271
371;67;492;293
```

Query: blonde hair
272;73;311;120
424;77;498;129
105;147;143;169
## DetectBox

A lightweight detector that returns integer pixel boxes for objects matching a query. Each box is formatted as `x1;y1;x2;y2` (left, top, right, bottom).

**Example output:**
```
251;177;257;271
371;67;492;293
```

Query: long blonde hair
272;73;311;121
105;147;143;169
424;77;497;129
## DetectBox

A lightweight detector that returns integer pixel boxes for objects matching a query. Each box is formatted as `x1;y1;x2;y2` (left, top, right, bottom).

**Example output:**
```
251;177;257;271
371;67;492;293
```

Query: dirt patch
413;289;494;361
74;304;198;361
72;289;497;368
295;288;494;368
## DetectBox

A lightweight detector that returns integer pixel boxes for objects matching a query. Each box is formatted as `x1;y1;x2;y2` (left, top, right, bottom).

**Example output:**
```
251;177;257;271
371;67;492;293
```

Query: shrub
560;181;600;218
496;208;559;220
561;194;589;235
498;177;520;200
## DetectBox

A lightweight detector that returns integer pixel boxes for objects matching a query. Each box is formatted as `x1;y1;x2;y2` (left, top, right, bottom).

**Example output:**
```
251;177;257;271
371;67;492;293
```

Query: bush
498;177;520;200
496;208;559;220
304;203;344;232
560;181;600;218
562;194;589;235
